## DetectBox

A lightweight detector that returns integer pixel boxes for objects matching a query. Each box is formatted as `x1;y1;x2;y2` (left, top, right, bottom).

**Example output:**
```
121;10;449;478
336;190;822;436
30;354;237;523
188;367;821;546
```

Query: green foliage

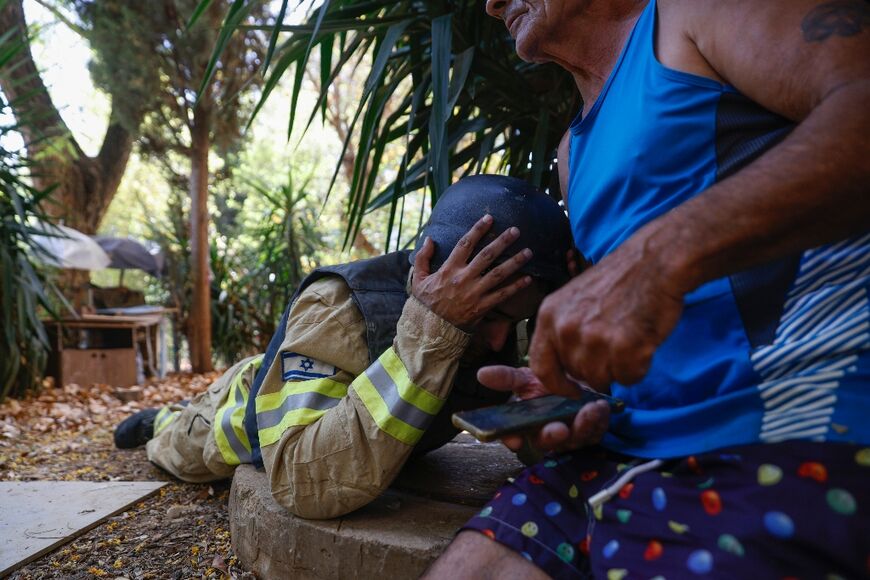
145;168;326;367
65;1;162;135
0;27;55;400
200;0;579;247
0;160;53;402
209;169;326;365
66;0;274;369
67;0;270;162
67;0;267;154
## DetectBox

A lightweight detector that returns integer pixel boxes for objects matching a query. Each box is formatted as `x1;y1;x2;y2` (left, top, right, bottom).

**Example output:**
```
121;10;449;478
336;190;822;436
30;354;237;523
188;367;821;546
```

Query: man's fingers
467;226;521;275
413;236;434;278
529;328;573;397
611;341;655;386
477;365;546;397
443;214;493;267
477;275;532;312
476;365;525;391
500;434;524;451
536;422;570;450
568;400;610;448
478;248;533;292
527;400;610;453
569;334;612;392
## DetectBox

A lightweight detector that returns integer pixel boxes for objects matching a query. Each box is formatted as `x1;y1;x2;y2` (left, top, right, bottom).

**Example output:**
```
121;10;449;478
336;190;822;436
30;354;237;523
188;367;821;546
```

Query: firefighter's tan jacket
147;275;470;519
257;275;470;518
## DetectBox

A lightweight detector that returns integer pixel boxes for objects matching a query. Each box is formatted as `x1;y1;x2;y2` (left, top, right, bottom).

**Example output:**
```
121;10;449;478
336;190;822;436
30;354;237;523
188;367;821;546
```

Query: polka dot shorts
463;442;870;579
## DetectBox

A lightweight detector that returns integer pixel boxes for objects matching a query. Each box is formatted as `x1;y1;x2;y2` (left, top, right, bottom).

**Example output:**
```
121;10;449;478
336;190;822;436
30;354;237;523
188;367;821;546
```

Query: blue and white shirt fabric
567;0;869;458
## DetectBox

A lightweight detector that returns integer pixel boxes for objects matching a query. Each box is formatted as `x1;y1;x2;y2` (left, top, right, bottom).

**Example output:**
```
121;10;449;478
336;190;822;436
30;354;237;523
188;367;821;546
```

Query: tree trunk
0;0;133;233
0;0;134;310
188;101;213;373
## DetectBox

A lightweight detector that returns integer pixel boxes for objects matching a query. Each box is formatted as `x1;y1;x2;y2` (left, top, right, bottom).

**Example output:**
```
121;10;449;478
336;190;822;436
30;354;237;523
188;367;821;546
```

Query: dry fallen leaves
0;371;220;440
1;369;258;579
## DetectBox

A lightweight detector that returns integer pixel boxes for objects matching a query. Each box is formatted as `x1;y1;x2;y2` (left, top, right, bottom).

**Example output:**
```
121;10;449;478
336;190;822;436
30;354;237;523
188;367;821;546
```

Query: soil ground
0;373;255;579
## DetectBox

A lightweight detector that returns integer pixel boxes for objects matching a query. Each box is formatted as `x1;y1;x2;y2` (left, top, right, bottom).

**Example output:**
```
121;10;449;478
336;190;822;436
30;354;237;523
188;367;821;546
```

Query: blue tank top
568;0;870;458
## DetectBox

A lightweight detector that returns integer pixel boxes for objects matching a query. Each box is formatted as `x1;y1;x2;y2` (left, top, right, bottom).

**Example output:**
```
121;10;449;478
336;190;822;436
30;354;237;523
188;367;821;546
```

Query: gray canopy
93;236;165;277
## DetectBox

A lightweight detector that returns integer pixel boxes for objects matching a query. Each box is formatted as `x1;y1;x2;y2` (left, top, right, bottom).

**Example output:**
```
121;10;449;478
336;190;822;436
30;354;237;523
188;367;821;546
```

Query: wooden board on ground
0;480;166;576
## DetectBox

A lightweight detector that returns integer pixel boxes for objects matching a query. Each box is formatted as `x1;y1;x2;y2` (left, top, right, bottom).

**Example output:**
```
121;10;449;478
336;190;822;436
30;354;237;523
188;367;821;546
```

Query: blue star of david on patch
281;352;337;381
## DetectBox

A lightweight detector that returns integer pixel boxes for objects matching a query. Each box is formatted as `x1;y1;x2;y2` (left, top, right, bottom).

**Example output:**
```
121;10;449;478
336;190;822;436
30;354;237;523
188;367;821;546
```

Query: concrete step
393;433;526;506
229;437;524;579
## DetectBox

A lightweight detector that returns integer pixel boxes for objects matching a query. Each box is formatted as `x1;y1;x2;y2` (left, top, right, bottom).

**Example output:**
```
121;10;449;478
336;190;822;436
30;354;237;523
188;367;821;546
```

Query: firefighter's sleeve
256;277;470;519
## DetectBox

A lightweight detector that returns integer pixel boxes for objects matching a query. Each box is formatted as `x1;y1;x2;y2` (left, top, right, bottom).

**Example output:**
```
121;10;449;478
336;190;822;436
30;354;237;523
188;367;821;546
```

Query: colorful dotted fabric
462;441;869;579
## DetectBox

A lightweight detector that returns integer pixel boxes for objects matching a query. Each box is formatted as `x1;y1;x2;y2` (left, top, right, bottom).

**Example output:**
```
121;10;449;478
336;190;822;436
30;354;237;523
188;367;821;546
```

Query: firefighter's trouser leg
145;356;259;483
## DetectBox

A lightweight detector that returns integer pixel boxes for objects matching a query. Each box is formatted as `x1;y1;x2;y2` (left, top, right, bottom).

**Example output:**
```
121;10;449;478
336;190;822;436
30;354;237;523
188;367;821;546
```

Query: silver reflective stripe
256;390;342;431
222;379;251;463
365;360;435;431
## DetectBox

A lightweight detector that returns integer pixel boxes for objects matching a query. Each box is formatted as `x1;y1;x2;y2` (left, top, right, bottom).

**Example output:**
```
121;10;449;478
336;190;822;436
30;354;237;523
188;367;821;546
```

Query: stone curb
230;465;479;580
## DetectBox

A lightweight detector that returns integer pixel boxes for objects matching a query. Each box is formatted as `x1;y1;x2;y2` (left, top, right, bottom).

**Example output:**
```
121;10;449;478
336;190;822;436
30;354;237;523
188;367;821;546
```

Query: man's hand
412;215;532;329
477;365;610;452
530;232;686;395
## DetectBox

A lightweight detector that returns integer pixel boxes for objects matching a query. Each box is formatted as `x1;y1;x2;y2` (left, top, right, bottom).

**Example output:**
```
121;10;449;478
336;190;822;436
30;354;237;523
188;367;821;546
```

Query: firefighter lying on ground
114;175;573;519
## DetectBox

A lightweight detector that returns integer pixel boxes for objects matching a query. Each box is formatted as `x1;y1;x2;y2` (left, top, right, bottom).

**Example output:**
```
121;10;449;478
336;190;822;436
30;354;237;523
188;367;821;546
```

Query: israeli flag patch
281;352;337;381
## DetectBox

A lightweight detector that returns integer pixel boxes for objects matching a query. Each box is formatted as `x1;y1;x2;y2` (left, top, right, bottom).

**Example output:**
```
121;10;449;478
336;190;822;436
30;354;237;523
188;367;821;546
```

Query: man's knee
423;530;550;580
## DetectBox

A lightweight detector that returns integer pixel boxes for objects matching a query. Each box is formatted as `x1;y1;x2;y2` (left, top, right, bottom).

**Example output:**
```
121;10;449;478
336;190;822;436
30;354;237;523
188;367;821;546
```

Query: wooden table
44;309;169;388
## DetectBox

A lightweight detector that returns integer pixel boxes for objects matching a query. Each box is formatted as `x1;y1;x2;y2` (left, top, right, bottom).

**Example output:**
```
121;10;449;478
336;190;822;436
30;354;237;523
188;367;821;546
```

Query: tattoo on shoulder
801;0;870;42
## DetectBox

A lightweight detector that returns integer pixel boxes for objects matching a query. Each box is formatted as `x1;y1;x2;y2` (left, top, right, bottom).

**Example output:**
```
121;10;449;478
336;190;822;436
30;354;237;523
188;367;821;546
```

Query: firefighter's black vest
244;251;511;467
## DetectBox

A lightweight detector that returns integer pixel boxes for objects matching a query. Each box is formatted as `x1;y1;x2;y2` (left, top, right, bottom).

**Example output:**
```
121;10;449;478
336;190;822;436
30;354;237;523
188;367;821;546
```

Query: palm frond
203;0;579;248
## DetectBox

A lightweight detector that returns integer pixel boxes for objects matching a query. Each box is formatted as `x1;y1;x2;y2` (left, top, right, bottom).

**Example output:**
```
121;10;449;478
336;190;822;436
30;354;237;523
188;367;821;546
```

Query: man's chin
514;36;544;64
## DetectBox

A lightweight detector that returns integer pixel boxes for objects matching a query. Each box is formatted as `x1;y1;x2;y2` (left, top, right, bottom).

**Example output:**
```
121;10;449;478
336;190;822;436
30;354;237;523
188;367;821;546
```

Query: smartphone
452;392;624;443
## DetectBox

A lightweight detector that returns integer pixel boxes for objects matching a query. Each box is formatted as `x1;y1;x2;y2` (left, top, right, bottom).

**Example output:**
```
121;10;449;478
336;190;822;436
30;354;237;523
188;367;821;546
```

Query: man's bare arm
655;0;870;289
531;0;869;394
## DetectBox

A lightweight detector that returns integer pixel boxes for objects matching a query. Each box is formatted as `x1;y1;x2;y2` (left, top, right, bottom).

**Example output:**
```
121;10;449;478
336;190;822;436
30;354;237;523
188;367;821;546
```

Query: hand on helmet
412;215;533;330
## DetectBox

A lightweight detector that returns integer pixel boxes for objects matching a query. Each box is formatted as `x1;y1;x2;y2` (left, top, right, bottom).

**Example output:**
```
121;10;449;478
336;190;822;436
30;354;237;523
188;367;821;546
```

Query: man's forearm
641;81;870;294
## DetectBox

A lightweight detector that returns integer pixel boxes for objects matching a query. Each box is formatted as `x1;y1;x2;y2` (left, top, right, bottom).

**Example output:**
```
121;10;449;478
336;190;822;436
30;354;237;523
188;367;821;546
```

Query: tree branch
31;0;90;39
94;111;134;218
0;0;79;155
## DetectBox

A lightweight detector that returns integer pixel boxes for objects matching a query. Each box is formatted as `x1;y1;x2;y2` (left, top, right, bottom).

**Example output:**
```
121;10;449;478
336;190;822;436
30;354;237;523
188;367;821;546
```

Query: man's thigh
462;448;613;579
423;530;549;580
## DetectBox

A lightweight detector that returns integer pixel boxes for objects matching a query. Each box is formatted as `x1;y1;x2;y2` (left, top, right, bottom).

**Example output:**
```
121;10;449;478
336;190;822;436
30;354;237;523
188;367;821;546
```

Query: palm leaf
201;0;579;248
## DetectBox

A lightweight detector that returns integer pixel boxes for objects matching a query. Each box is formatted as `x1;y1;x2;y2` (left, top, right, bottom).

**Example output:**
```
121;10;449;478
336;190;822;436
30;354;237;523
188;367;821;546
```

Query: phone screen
452;392;623;442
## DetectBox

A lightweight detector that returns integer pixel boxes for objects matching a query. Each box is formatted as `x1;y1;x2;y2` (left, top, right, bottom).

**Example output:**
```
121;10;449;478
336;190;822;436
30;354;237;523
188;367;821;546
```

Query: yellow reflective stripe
213;402;239;465
255;379;348;413
353;373;424;446
255;378;349;448
154;406;178;435
229;402;249;449
213;356;262;466
228;370;252;448
378;349;444;415
350;348;444;446
258;408;333;448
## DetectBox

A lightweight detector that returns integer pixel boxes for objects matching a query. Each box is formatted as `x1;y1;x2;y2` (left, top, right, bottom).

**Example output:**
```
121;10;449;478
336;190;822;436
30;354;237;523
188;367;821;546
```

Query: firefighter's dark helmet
411;174;573;289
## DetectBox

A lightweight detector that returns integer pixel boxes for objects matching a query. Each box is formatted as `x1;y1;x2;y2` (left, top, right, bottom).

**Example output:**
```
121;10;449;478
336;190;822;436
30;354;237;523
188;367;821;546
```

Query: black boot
114;408;160;449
